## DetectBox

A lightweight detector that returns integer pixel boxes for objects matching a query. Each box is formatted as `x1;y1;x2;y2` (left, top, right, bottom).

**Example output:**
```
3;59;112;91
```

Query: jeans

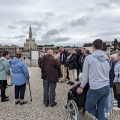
85;85;110;120
104;88;112;113
43;80;56;106
15;83;26;100
1;80;7;101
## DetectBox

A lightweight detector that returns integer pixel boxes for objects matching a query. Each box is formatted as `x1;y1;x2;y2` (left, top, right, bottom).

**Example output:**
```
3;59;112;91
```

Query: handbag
7;74;12;86
115;82;120;94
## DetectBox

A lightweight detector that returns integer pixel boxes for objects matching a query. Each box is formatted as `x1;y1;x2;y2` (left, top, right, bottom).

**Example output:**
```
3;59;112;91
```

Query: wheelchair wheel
67;100;80;120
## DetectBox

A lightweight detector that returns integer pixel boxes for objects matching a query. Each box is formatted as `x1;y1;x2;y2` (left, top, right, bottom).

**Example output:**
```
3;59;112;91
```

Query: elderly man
40;50;60;107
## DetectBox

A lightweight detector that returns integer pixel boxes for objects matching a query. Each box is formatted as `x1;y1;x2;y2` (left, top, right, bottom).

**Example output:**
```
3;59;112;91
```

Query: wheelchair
66;83;89;120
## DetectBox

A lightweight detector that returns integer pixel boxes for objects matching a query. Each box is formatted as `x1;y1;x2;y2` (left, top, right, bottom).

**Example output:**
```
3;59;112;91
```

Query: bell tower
29;25;32;39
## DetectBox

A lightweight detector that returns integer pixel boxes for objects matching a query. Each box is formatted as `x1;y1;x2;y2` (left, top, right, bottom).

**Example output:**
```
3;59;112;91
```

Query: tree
110;38;120;52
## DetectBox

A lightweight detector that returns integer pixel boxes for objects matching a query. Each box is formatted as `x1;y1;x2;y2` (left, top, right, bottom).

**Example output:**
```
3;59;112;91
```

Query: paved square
0;67;120;120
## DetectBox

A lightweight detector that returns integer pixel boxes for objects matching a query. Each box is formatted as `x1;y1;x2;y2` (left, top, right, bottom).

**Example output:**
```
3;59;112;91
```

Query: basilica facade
24;26;37;51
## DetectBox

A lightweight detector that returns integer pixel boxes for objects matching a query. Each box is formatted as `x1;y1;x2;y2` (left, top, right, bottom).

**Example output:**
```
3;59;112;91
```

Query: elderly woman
11;53;30;105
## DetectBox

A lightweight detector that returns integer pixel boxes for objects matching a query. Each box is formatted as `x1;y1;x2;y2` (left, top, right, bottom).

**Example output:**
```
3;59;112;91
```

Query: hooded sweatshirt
80;50;110;89
11;57;29;85
0;57;10;80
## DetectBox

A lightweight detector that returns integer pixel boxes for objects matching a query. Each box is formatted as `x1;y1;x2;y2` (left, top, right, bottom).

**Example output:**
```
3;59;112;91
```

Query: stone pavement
0;67;120;120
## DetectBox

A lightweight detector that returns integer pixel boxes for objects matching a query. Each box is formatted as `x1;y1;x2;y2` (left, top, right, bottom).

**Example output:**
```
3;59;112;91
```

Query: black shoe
50;102;57;107
20;101;27;105
1;98;9;102
75;78;79;81
45;104;49;107
66;77;70;80
65;104;67;109
70;82;75;85
15;101;20;105
5;95;9;99
67;81;71;84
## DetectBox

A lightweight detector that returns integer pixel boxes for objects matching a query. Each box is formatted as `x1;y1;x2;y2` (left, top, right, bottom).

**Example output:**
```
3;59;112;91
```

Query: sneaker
70;82;75;85
111;98;116;101
112;100;118;104
105;112;110;118
50;102;57;107
67;81;71;84
20;101;27;105
112;107;120;110
113;103;118;107
75;78;79;81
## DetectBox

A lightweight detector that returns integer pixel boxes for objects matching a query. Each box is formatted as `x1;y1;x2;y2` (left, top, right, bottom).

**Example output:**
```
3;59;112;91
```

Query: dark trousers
43;80;56;106
76;65;82;79
15;83;26;100
66;67;69;79
116;94;120;108
113;84;117;100
1;80;7;100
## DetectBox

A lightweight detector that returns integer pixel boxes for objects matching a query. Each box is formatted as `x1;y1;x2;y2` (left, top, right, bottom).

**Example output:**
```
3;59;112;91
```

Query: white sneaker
112;107;120;110
105;113;107;118
111;98;116;101
112;100;118;104
106;112;110;118
113;103;118;107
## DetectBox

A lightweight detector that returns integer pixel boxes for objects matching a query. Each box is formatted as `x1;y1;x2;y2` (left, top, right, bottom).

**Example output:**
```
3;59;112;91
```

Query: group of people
39;39;120;120
0;51;29;105
1;39;120;120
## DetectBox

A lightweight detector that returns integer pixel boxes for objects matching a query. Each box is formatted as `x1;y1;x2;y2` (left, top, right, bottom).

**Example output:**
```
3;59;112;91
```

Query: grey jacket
114;61;120;83
80;50;110;89
0;57;10;80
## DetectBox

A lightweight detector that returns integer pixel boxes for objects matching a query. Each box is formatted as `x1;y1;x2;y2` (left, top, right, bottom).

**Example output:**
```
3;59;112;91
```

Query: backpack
78;54;84;65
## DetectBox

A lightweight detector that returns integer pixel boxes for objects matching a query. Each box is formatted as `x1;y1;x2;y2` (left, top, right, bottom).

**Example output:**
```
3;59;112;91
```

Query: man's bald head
47;49;54;56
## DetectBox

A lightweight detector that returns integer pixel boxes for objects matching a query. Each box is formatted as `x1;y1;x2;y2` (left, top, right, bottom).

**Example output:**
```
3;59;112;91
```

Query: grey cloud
37;36;70;44
44;29;58;36
96;2;111;8
46;12;54;17
91;30;120;38
8;25;17;29
7;35;26;39
64;16;90;27
59;27;67;32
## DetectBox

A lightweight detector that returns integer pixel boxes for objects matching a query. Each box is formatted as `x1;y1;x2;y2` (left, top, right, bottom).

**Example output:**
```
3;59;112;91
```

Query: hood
92;50;108;62
11;57;21;65
0;57;6;63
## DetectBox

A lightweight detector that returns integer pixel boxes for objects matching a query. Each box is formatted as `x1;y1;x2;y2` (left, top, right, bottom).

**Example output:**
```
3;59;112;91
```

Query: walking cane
28;81;32;102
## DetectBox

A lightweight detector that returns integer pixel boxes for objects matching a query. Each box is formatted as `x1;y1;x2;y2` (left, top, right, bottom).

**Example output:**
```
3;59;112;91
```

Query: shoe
113;103;118;107
1;98;9;102
5;95;9;99
112;100;118;104
67;81;71;84
60;81;64;83
112;106;120;110
111;98;116;101
15;101;20;105
45;104;49;107
70;82;75;85
65;104;67;109
50;102;57;107
66;77;70;80
20;101;27;105
75;78;79;81
105;112;110;118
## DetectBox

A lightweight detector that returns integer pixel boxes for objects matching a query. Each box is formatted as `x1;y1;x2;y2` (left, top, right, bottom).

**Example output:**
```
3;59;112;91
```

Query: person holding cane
11;53;30;105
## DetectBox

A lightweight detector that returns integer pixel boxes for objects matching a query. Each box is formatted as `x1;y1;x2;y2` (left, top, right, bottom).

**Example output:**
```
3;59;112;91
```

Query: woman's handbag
7;72;12;86
115;82;120;94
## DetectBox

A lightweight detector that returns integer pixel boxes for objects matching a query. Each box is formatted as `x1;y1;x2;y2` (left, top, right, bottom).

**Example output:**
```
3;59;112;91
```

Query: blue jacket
11;57;30;86
0;57;10;80
60;50;68;65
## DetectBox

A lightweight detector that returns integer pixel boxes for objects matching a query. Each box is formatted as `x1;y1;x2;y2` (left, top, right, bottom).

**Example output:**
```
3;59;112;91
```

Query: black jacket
109;61;115;87
67;54;77;70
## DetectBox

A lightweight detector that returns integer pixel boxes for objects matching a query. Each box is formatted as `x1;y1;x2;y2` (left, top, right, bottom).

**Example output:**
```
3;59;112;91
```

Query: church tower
29;25;32;39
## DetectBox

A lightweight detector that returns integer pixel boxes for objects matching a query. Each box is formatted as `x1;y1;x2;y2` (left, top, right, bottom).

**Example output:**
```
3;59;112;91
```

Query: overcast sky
0;0;120;47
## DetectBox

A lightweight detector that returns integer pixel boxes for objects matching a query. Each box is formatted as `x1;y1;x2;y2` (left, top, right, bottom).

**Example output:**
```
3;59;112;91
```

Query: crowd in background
1;39;120;120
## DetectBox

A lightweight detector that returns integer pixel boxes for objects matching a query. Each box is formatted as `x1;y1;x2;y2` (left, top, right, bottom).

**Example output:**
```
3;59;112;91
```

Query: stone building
24;26;37;52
